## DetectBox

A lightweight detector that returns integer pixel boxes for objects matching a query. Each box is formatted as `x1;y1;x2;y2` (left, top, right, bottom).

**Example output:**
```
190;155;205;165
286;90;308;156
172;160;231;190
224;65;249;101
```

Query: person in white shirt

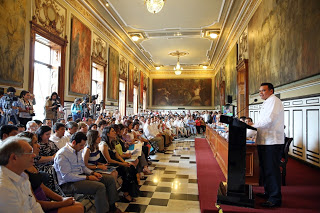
0;136;43;213
245;117;257;140
143;118;165;152
49;122;69;149
253;83;284;208
64;121;78;140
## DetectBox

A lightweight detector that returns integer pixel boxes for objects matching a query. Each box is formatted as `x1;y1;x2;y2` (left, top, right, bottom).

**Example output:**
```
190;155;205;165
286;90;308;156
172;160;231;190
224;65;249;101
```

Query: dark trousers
61;174;119;213
257;144;283;204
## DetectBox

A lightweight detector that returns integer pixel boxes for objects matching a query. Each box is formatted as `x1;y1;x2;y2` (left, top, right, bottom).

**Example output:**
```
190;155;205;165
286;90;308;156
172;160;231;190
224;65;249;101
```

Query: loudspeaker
227;95;232;104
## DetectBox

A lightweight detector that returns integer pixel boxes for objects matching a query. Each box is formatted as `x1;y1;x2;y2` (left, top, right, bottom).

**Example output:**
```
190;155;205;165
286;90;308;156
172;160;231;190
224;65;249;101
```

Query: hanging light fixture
169;51;189;75
145;0;166;14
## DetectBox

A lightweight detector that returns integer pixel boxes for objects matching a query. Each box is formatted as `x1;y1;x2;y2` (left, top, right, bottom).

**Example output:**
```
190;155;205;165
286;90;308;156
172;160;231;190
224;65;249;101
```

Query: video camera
3;92;18;110
52;96;61;111
92;94;99;101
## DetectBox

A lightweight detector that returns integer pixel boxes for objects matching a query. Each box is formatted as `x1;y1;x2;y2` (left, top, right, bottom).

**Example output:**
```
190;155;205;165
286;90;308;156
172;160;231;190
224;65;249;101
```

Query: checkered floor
85;136;203;213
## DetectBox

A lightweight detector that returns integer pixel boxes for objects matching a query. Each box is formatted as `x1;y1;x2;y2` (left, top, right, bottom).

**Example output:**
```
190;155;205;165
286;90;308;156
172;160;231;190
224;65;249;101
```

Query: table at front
206;125;259;185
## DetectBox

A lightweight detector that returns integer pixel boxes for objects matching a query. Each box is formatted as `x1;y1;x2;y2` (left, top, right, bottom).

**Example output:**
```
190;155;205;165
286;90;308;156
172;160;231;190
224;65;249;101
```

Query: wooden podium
217;115;257;208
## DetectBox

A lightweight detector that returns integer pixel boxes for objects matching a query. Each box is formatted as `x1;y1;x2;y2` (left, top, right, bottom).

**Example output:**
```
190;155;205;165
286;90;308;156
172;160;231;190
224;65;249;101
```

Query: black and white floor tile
84;136;202;213
117;136;201;213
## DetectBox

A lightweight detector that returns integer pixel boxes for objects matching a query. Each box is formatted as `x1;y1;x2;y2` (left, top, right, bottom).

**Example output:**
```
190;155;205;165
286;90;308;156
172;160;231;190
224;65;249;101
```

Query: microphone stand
235;99;258;118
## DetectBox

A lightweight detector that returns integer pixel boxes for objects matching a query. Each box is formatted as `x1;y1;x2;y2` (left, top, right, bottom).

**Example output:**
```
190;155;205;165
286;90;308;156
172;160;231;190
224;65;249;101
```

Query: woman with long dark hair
35;125;58;190
99;126;139;202
83;130;118;182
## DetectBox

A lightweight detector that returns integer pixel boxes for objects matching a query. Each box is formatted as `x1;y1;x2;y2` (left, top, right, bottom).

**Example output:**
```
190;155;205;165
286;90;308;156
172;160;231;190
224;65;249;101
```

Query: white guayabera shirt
254;94;284;145
0;166;43;213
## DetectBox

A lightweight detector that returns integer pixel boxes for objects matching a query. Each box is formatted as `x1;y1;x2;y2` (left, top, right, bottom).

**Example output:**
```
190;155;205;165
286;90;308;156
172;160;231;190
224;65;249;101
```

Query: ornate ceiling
81;0;261;74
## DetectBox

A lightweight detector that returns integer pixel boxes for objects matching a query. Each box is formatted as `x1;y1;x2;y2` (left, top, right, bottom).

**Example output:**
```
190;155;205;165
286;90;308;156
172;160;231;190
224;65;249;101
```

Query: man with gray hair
0;136;43;212
26;120;39;133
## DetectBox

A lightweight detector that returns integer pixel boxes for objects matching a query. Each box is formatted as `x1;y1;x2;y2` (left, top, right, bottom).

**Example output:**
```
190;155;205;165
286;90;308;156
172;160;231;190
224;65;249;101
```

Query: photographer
45;92;61;123
81;95;91;119
90;95;101;120
18;90;34;126
0;87;21;125
71;98;83;121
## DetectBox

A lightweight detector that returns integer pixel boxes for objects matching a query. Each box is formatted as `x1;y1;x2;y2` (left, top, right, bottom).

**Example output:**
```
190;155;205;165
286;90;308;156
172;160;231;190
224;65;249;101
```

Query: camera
52;96;61;111
92;94;99;101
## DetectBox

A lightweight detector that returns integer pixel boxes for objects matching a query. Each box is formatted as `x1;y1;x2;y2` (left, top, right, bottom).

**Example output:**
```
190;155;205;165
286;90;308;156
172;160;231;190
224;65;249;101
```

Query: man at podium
253;83;284;208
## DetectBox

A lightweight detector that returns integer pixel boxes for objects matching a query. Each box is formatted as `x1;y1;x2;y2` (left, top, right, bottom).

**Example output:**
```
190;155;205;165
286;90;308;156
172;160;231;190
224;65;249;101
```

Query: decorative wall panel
128;62;134;103
249;96;320;167
33;0;66;38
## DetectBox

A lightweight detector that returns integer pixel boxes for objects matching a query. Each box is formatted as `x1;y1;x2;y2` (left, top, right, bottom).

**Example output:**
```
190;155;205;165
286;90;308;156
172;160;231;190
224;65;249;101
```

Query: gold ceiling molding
92;33;108;63
119;55;128;80
211;0;262;72
33;0;66;38
66;0;150;73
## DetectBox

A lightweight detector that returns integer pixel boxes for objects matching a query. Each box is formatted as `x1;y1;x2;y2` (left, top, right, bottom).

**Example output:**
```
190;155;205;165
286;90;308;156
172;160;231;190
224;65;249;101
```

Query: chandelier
145;0;165;14
169;51;189;75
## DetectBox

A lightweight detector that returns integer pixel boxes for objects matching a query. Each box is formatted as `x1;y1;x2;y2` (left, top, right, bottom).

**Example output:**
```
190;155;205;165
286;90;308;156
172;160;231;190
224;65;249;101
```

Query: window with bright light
91;63;104;103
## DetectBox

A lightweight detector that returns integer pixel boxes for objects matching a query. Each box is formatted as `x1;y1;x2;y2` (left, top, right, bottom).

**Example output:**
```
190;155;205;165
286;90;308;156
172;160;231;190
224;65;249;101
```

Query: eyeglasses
21;149;34;155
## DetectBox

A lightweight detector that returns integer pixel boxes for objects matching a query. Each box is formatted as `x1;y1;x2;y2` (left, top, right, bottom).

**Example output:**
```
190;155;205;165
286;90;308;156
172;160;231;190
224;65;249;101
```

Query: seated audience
16;123;26;133
64;121;78;140
49;122;69;149
143;118;165;153
77;121;88;134
35;126;58;190
43;119;52;128
89;123;98;130
54;132;121;213
83;130;119;184
0;136;43;212
99;126;139;201
0;124;18;142
17;131;84;213
26;120;39;133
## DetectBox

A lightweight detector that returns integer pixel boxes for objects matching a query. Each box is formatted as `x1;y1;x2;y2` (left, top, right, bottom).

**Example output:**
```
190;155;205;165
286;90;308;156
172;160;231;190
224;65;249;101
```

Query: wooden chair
280;137;293;186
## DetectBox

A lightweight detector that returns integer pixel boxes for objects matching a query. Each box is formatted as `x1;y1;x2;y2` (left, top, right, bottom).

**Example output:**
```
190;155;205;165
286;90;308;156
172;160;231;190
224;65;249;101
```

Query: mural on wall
140;71;144;105
152;79;212;106
248;0;320;94
0;0;26;87
128;62;134;103
69;16;91;95
224;45;237;101
107;46;119;101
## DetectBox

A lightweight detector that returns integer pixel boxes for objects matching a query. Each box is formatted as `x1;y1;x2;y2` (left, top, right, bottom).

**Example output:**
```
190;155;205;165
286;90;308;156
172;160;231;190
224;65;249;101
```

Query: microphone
235;99;258;118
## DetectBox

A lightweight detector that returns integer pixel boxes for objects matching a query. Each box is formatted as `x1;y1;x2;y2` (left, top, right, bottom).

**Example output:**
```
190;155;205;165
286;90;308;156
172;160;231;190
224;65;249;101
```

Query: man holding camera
0;87;21;125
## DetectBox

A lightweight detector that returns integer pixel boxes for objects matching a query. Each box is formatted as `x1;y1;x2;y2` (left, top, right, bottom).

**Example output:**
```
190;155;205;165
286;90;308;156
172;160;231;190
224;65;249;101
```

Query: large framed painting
128;62;134;103
107;46;119;101
69;16;91;95
0;0;27;87
152;79;212;106
248;0;320;94
139;71;144;105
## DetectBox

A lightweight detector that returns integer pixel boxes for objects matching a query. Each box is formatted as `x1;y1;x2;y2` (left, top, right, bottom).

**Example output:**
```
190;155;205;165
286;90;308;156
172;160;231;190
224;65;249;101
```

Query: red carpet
195;138;320;213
